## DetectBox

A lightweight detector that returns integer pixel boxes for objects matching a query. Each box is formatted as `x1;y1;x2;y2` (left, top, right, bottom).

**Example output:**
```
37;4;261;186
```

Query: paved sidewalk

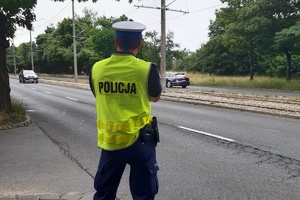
0;121;95;200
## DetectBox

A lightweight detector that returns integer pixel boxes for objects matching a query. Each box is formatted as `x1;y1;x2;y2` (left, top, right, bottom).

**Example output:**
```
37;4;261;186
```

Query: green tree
92;22;116;59
258;0;300;80
142;31;161;66
17;42;32;71
91;15;131;60
205;0;300;79
165;31;180;70
34;13;134;74
171;48;191;72
274;21;300;81
35;16;94;74
36;31;55;72
53;18;74;48
186;38;247;75
214;1;272;80
142;30;179;71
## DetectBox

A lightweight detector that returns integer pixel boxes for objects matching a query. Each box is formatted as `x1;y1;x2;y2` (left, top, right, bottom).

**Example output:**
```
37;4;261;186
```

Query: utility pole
30;30;34;71
134;1;188;92
160;0;166;92
28;18;44;72
11;39;17;75
72;0;78;82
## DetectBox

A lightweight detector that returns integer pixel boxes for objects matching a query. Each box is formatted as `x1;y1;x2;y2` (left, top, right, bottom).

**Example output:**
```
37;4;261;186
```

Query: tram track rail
162;88;300;119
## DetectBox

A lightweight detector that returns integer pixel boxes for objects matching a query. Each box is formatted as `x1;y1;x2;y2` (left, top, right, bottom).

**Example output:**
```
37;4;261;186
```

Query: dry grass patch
185;72;300;90
0;100;26;126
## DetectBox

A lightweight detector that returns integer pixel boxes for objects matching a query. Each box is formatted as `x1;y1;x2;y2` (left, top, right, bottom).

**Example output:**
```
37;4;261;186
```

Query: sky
14;0;226;52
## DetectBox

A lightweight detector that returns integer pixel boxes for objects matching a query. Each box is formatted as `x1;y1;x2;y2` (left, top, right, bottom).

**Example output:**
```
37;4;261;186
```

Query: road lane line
178;126;235;142
44;91;52;94
66;97;78;101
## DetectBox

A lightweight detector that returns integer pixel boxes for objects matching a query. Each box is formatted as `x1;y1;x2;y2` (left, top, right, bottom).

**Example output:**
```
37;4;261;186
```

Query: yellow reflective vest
91;53;153;150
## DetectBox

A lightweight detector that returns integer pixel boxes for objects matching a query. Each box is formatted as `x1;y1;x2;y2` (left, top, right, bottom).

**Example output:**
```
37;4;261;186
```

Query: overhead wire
145;4;224;27
119;0;224;28
120;0;160;17
189;4;223;14
14;0;72;43
168;4;223;21
166;0;176;7
14;1;224;45
34;0;72;30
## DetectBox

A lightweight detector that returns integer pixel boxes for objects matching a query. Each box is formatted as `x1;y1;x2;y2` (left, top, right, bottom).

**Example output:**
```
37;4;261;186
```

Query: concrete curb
0;115;31;131
0;192;94;200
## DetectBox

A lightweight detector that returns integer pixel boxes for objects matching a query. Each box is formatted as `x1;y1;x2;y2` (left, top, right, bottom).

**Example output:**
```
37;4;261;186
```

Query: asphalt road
10;79;300;200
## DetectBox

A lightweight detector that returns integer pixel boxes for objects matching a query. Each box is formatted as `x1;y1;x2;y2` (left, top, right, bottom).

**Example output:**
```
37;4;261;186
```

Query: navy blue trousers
93;130;159;200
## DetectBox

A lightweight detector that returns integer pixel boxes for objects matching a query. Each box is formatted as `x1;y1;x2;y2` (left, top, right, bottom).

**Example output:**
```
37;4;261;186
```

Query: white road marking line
44;91;52;94
32;88;36;90
26;110;36;112
66;97;78;101
178;126;235;142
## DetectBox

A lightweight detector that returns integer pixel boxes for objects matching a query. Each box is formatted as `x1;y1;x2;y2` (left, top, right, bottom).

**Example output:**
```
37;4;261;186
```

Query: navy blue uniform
94;129;159;200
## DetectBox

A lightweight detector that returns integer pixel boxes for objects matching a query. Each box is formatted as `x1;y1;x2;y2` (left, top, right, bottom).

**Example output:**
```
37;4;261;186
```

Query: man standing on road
89;21;162;200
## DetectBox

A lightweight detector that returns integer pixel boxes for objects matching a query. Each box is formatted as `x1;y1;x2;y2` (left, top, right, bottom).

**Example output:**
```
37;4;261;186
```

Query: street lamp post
72;0;78;82
12;39;17;75
30;30;34;71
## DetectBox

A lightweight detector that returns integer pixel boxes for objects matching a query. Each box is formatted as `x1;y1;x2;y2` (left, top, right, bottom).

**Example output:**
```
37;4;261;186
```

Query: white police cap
112;21;146;32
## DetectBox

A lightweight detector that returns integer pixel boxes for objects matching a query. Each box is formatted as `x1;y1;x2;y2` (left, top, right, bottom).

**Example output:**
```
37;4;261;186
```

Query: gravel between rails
163;88;300;119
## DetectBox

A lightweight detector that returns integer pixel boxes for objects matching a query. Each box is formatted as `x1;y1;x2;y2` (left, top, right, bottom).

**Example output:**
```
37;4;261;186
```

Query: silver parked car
19;70;38;83
166;72;190;88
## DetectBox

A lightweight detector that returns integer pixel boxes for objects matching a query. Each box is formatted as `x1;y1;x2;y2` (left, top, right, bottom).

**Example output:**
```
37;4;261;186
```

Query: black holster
151;116;160;147
140;116;160;147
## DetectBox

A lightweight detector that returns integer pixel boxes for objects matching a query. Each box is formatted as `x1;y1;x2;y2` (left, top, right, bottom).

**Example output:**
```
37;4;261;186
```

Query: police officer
89;21;162;200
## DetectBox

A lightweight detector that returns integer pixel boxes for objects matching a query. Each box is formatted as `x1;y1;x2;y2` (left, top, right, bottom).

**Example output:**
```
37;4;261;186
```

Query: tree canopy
197;0;300;80
7;11;181;75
